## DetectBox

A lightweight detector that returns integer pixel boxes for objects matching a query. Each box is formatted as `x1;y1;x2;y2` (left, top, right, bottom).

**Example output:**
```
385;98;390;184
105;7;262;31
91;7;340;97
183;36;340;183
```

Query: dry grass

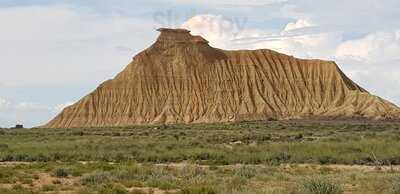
0;121;399;193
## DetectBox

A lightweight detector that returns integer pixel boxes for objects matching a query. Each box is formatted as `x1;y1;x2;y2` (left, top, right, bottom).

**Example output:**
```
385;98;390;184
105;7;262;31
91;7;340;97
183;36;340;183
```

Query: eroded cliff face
44;28;400;128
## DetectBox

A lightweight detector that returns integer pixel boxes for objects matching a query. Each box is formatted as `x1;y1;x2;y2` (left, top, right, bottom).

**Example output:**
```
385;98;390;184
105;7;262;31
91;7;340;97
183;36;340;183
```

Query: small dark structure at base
14;124;23;129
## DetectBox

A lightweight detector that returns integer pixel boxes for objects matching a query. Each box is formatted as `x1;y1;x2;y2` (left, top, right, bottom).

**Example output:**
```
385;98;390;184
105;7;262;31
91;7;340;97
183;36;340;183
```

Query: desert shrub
0;144;9;150
99;184;128;194
13;154;30;162
146;168;178;190
318;156;337;165
81;171;113;185
0;167;17;183
19;176;33;185
0;154;14;162
392;177;400;194
302;178;343;194
9;184;40;193
0;185;38;194
269;152;291;164
35;153;51;162
41;185;56;192
234;166;257;179
70;168;85;177
224;176;248;191
181;185;218;194
115;153;127;162
33;174;40;180
53;168;69;178
72;131;84;136
114;164;151;182
50;152;67;161
0;189;28;194
294;133;304;140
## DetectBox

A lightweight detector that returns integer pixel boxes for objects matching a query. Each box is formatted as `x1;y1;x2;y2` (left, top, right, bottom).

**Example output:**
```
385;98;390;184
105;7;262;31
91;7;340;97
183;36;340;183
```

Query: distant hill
44;28;400;128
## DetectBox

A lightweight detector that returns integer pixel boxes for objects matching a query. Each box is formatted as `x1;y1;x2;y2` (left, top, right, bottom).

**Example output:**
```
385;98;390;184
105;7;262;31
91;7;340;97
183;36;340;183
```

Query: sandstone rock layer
45;28;400;128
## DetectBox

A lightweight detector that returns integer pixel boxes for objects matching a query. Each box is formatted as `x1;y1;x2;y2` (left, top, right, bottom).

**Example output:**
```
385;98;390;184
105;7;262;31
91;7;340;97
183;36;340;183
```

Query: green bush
99;184;128;194
41;185;56;192
234;166;257;179
0;144;9;150
181;185;218;194
53;168;69;178
392;177;400;194
8;184;39;193
303;178;343;194
81;171;113;185
146;168;178;190
0;167;16;183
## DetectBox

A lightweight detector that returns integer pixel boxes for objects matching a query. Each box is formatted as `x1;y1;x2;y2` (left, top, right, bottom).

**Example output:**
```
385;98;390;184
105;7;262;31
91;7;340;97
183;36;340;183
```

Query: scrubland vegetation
0;121;400;193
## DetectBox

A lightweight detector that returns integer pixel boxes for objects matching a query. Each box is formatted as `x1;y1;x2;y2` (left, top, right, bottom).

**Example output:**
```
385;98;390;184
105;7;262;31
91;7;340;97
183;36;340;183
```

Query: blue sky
0;0;399;127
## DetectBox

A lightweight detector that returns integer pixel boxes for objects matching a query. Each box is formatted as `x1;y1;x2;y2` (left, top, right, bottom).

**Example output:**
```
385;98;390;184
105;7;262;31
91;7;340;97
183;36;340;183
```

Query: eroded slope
44;28;400;128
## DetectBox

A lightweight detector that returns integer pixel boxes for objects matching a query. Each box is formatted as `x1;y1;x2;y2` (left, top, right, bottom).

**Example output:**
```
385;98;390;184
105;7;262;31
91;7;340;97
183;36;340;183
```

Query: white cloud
0;4;159;127
0;97;14;127
283;19;314;32
0;97;11;111
334;30;400;105
279;0;400;33
15;102;50;112
0;5;156;88
336;30;400;63
165;0;288;5
254;31;341;59
183;16;340;59
181;14;253;49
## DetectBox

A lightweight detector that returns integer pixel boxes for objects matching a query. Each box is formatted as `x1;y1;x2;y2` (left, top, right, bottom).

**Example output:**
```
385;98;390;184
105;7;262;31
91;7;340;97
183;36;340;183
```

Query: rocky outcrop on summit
45;28;400;128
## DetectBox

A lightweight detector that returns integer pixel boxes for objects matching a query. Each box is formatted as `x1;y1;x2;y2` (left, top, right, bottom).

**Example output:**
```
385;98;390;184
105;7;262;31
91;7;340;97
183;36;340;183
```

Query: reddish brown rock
44;28;400;128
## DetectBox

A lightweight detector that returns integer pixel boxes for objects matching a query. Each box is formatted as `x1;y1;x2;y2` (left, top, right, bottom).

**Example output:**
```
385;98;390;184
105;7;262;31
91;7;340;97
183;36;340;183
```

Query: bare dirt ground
0;161;34;166
128;187;179;194
154;161;400;172
3;161;400;171
281;164;400;172
1;161;399;193
0;170;79;193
